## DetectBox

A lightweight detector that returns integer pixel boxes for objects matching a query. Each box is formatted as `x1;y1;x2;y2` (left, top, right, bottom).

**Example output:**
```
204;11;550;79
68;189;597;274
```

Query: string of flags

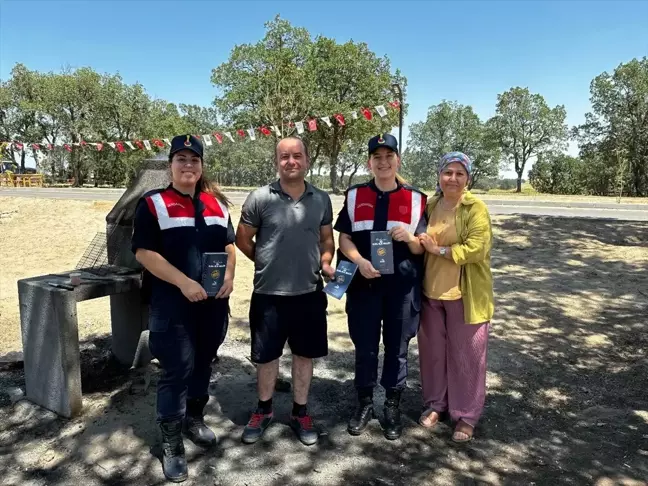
0;100;400;155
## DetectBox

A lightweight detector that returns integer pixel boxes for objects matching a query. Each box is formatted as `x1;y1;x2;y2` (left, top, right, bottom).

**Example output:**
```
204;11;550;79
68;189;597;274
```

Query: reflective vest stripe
149;193;195;230
387;190;422;234
203;198;229;228
347;187;375;232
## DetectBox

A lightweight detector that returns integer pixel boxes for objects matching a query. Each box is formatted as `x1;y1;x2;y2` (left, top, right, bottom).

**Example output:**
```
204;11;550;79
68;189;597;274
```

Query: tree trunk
468;168;479;190
71;151;83;187
20;150;26;172
329;158;338;193
339;165;346;190
328;130;342;193
516;172;522;193
348;162;361;188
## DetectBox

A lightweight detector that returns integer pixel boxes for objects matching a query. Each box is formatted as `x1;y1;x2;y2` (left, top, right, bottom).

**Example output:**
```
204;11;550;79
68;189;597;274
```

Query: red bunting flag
2;99;400;154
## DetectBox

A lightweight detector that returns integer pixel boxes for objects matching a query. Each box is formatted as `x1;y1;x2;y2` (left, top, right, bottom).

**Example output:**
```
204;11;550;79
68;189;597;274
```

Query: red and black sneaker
241;410;273;444
289;413;319;446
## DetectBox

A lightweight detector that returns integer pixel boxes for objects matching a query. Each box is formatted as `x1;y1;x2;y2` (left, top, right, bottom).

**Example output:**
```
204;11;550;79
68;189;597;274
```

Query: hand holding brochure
202;252;228;297
323;261;358;299
370;231;394;274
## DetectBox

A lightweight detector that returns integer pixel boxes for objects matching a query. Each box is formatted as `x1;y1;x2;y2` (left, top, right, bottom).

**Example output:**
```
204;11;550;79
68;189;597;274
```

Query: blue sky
2;0;647;176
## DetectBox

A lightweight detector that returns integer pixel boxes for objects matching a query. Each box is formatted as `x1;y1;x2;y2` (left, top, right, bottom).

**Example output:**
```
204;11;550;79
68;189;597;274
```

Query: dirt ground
0;196;647;485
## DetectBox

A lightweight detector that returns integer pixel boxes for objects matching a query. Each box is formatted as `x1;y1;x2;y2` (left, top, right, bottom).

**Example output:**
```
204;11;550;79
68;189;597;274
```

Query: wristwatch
439;247;447;256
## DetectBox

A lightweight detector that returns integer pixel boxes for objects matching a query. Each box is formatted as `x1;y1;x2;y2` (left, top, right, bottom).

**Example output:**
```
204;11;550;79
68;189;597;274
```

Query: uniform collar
369;178;401;195
270;179;313;196
166;183;199;199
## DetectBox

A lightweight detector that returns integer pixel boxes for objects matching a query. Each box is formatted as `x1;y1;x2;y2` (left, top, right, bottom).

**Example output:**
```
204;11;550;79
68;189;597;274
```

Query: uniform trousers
346;283;420;392
148;299;229;422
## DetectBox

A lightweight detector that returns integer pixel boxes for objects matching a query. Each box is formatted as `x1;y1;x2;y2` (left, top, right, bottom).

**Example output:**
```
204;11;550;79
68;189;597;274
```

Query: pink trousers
417;297;489;427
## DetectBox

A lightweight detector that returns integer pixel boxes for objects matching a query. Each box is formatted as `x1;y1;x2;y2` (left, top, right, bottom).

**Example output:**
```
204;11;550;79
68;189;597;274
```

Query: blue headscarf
436;151;473;195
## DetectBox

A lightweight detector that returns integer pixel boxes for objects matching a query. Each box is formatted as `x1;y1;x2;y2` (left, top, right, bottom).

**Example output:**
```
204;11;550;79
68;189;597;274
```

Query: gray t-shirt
240;180;333;296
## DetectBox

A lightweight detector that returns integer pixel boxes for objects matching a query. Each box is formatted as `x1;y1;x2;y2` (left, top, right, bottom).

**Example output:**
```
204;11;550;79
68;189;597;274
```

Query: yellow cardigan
426;191;494;324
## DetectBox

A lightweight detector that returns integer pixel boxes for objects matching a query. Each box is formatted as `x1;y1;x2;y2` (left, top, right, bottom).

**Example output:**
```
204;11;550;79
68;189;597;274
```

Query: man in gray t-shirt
235;136;335;447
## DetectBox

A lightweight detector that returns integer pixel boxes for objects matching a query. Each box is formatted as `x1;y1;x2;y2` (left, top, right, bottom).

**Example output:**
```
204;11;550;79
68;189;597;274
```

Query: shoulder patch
345;181;370;195
401;183;427;197
141;187;165;199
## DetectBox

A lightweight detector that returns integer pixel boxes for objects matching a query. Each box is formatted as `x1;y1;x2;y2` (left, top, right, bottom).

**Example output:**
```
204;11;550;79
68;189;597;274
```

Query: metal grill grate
75;232;112;275
75;206;134;276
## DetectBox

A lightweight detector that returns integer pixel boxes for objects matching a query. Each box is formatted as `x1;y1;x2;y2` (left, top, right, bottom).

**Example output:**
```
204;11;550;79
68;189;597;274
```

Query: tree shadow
0;215;647;485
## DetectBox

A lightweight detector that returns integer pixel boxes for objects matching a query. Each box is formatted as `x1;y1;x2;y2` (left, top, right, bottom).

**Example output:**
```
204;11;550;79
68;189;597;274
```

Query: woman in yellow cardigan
417;151;494;443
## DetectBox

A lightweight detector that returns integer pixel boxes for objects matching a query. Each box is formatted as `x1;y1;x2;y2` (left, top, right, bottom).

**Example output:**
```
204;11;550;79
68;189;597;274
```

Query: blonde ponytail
396;173;407;185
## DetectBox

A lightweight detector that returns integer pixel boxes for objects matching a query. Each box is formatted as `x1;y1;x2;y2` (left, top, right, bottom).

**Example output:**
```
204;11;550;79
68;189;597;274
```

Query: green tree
0;64;46;171
404;100;500;190
304;35;403;191
211;16;403;192
528;153;584;194
574;57;648;196
488;87;568;192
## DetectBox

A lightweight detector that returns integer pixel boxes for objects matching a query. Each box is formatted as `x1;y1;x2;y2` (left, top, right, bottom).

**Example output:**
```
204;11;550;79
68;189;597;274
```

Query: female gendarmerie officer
131;134;236;483
334;133;428;440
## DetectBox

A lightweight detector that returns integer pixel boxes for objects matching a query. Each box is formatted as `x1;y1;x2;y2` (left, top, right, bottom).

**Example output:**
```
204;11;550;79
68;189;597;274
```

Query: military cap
170;134;203;159
368;133;398;156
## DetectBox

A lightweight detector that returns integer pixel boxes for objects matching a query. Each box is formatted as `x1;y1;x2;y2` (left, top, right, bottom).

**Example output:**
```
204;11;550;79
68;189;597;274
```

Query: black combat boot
383;389;403;440
347;388;374;436
160;420;188;482
183;396;216;446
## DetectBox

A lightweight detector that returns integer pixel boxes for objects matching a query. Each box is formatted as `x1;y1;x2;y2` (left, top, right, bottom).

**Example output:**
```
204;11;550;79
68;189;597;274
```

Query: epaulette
401;183;428;197
344;181;371;193
141;187;166;200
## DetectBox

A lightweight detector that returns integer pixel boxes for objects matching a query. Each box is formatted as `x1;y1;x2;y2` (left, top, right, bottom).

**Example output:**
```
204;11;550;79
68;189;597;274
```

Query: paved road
1;187;647;220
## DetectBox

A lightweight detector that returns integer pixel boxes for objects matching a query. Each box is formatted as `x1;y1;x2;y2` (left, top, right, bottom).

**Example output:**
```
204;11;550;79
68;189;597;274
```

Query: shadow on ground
0;215;647;485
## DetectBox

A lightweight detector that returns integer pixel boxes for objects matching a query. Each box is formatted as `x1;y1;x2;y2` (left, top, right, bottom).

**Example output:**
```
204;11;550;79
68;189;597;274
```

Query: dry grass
1;196;646;359
0;196;347;357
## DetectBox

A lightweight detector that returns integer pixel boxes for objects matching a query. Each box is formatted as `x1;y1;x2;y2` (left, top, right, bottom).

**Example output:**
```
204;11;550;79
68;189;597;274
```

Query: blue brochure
202;252;228;297
323;261;358;300
370;230;394;274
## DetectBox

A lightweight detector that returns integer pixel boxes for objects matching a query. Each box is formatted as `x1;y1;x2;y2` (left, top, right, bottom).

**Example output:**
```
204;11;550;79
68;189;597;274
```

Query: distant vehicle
0;161;37;174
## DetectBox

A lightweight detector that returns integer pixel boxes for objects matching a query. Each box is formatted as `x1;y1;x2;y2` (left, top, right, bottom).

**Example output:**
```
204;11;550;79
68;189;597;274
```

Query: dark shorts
249;289;328;364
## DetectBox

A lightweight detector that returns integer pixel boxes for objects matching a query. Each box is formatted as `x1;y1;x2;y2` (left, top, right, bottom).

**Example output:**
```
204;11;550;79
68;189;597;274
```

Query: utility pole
391;84;404;150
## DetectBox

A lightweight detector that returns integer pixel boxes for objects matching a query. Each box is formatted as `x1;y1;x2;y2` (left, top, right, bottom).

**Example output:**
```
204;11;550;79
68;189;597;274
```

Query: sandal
418;408;441;428
452;420;474;443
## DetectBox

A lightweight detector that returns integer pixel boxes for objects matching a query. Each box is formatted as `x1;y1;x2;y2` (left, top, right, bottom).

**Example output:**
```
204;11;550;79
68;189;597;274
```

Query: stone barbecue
17;154;171;418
